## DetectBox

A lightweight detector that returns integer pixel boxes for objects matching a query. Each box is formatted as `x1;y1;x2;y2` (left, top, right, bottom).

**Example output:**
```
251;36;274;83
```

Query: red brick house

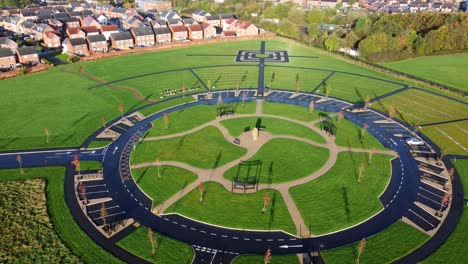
82;15;101;29
82;26;99;36
130;27;155;47
16;47;39;65
62;37;90;56
87;34;108;53
186;24;203;40
109;32;134;50
201;22;216;39
62;17;81;29
0;37;18;50
231;20;258;36
154;27;171;44
220;30;236;38
0;48;16;70
43;32;61;48
66;27;86;39
169;25;188;41
100;25;119;40
203;15;221;27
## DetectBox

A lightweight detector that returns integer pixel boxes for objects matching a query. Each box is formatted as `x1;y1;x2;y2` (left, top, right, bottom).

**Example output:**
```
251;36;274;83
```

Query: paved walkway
133;101;395;236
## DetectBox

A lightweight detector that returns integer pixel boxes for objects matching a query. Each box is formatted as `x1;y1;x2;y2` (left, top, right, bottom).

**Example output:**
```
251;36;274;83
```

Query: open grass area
224;138;329;184
233;254;300;264
264;66;330;92
138;97;196;117
290;152;392;235
78;160;103;171
0;179;81;263
316;117;387;150
194;66;259;90
421;121;468;155
132;126;247;169
262;101;328;122
220;116;325;143
452;159;468;199
423;205;468;263
321;221;429;263
372;89;468;125
166;181;297;234
132;165;198;206
0;68;145;151
384;53;468;92
117;226;194;264
316;72;403;102
0;167;121;264
148;102;256;137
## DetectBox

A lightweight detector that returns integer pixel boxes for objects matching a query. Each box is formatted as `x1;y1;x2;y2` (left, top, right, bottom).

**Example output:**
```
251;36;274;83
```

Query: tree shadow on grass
212;151;222;169
71;112;91;127
342;186;351;223
268;192;277;230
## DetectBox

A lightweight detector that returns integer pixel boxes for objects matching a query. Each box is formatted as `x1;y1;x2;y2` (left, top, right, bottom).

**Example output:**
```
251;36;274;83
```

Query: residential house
109;32;134;49
219;13;235;27
95;14;108;25
130;26;155;47
153;27;171;44
100;25;119;40
4;17;21;32
66;27;86;38
220;30;236;38
222;17;236;30
70;1;85;11
20;10;38;21
62;17;81;28
186;24;203;40
201;22;216;39
62;37;90;56
192;9;210;22
0;48;16;70
203;15;221;27
37;14;54;23
123;15;145;30
81;10;94;17
151;19;167;28
20;21;37;35
16;46;39;65
86;34;108;52
43;32;61;48
320;0;338;8
68;11;83;18
134;0;172;11
54;12;70;20
167;18;183;26
109;8;127;19
0;37;19;50
32;23;54;40
82;26;99;36
161;10;181;21
169;25;188;41
182;18;196;25
48;19;64;32
231;20;258;36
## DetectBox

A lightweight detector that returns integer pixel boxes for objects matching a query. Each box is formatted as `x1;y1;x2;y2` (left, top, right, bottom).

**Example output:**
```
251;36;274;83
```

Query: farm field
384;53;468;92
290;152;393;235
165;181;297;234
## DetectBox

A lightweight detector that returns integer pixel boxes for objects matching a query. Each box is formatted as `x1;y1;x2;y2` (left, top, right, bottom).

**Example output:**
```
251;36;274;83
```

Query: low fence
81;33;276;62
0;64;49;80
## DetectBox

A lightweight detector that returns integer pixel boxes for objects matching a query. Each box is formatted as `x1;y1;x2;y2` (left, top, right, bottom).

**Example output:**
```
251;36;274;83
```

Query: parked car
405;137;424;146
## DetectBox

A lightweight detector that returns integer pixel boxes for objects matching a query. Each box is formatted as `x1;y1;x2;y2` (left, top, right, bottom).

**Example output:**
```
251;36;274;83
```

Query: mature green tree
354;16;373;38
324;35;340;52
306;9;325;24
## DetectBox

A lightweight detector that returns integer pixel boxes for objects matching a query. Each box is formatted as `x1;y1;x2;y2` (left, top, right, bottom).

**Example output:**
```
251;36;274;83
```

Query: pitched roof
100;25;119;32
87;34;107;43
83;15;99;26
62;17;80;23
68;11;82;17
201;22;213;29
169;25;187;32
219;13;235;19
110;31;133;41
69;37;87;46
37;10;54;16
132;26;154;36
183;18;195;24
54;12;69;19
45;31;60;39
82;26;99;34
21;20;37;29
205;15;219;21
0;37;16;45
167;18;181;25
67;27;82;35
222;30;236;36
151;19;167;26
81;10;93;16
112;7;127;14
38;14;54;21
186;24;202;31
154;27;171;34
0;48;14;58
34;23;51;33
17;46;37;56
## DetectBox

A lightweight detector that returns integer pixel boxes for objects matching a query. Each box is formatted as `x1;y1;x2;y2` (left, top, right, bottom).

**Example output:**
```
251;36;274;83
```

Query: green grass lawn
317;117;387;150
117;226;194;264
148;102;256;137
79;160;103;171
138;97;196;117
384;53;468;92
421;121;468;155
452;159;468;199
372;89;468;125
233;254;300;264
132;165;198;206
321;221;429;263
132;126;247;169
0;69;145;151
224;138;329;184
264;66;330;92
220;116;325;143
290;152;392;235
262;101;328;122
316;72;403;102
166;181;297;234
0;167;121;264
193;66;259;90
423;205;468;263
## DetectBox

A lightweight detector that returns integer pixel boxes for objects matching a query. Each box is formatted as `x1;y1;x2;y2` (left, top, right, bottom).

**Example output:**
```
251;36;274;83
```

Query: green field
220;116;325;143
138;97;196;117
452;159;468;199
0;167;121;264
148;102;256;137
290;152;392;235
262;101;328;122
421;121;468;155
233;254;300;264
264;66;330;92
117;226;194;264
194;66;259;89
224;138;329;184
321;221;429;263
132;126;247;169
384;53;468;92
166;181;297;234
423;205;468;263
132;166;198;206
